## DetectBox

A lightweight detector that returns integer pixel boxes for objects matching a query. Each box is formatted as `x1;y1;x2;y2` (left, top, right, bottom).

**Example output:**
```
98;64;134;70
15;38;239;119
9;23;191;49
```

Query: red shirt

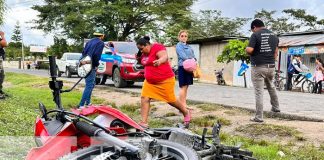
141;43;174;83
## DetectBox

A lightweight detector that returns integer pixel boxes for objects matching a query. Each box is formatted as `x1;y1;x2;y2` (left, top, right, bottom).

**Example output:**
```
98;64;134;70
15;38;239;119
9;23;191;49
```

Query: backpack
288;59;300;74
287;63;295;74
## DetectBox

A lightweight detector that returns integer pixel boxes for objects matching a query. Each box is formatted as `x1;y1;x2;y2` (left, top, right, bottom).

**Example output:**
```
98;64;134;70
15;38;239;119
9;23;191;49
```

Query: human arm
246;34;256;55
292;59;303;72
91;42;104;67
274;47;279;61
153;50;168;67
0;31;7;47
176;43;188;60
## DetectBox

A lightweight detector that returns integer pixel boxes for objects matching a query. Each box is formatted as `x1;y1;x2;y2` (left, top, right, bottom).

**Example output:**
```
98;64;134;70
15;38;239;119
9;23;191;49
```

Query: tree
0;0;5;25
283;9;324;30
217;39;249;87
254;9;299;34
217;40;249;64
254;9;324;34
5;42;30;60
47;36;69;58
32;0;195;43
189;10;249;40
11;21;22;42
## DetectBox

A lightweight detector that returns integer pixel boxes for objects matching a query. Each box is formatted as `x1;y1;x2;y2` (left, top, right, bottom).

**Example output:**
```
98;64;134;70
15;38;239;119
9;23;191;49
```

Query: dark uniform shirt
248;28;279;65
82;37;104;69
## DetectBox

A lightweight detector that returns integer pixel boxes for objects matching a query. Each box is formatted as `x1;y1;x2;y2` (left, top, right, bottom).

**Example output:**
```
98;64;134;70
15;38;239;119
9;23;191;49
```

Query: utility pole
21;34;25;69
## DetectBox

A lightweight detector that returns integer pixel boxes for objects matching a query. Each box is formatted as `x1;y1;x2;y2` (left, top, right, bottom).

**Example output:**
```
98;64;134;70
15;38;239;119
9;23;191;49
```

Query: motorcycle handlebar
75;121;139;153
75;121;102;137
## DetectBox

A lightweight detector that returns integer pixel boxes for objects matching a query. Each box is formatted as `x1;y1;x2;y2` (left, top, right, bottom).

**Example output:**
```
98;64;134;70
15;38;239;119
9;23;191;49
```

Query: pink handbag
183;58;197;72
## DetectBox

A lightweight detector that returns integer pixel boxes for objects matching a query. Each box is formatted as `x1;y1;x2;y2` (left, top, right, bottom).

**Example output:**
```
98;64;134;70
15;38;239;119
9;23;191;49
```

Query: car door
98;46;114;75
57;54;66;72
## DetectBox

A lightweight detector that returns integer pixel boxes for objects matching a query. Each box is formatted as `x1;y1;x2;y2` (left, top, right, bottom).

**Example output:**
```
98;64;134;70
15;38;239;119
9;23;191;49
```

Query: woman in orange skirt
136;36;191;128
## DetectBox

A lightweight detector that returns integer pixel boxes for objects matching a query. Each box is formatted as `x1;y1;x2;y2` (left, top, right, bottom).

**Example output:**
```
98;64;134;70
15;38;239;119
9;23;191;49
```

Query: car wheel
113;68;127;88
65;67;72;78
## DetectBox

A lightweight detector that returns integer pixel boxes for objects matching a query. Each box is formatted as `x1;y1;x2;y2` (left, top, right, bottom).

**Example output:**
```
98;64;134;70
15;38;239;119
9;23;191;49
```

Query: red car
96;41;144;87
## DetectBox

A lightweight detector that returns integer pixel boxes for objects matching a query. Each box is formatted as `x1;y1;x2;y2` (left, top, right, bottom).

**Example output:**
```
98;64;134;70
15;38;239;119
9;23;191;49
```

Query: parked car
56;52;82;78
96;41;144;87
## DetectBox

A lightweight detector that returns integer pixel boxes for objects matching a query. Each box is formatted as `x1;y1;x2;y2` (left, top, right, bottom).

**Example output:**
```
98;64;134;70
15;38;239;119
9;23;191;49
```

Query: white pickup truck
56;52;82;78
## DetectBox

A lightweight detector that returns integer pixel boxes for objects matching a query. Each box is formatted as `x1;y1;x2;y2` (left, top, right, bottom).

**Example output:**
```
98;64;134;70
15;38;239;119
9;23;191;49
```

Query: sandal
183;109;191;128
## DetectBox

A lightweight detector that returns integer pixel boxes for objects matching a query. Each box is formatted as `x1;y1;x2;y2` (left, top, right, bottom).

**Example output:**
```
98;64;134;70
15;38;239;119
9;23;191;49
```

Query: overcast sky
1;0;324;47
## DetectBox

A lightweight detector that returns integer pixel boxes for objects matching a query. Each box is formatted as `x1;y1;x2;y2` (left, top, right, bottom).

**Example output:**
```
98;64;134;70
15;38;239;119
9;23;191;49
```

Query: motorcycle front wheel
60;139;200;160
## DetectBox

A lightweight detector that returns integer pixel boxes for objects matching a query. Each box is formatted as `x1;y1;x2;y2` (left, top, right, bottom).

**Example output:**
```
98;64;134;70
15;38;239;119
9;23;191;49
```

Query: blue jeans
79;69;96;106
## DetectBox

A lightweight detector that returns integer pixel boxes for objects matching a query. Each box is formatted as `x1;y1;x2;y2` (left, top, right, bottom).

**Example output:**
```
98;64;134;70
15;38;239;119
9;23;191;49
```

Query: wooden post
243;72;247;88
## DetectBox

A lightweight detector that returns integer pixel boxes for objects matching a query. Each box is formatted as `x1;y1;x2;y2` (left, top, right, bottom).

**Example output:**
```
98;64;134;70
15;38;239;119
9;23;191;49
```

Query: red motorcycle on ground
26;56;255;160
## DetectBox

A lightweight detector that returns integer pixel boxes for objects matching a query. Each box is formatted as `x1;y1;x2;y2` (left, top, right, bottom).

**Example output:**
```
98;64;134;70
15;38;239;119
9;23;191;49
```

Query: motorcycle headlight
122;58;136;64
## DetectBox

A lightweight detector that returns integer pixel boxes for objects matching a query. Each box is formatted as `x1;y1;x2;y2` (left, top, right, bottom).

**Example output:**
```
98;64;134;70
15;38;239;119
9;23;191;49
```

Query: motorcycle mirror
39;102;48;120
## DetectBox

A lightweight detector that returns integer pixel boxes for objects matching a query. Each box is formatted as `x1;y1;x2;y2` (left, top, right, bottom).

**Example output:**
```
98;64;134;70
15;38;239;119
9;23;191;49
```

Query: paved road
5;68;324;120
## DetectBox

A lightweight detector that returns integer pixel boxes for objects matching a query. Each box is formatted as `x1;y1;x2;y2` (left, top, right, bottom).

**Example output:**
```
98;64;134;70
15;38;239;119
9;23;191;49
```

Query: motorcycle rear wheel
60;139;200;160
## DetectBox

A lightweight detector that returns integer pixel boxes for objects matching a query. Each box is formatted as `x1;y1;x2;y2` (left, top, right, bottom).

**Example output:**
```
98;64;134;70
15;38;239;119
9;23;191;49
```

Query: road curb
105;87;324;123
188;100;324;122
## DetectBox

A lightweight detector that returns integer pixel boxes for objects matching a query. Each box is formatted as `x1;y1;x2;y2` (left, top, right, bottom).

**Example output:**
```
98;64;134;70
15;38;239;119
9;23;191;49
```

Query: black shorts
178;66;193;87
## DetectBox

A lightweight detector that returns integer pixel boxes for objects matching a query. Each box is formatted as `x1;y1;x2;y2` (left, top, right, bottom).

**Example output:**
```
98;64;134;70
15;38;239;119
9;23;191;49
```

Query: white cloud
2;0;323;47
192;0;324;19
2;0;53;47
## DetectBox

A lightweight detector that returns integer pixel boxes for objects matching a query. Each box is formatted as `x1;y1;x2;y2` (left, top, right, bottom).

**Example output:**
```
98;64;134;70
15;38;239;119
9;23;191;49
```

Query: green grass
196;104;222;111
164;112;178;117
1;72;324;160
191;115;231;127
236;123;301;137
219;132;324;160
0;73;103;136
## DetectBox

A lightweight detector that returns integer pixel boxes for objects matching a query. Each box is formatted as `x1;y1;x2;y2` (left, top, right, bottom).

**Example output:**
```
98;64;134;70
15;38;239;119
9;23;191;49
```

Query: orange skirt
141;77;176;103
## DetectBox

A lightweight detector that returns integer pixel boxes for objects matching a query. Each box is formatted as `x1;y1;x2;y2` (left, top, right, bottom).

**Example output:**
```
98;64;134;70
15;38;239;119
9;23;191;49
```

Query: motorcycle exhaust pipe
75;121;139;153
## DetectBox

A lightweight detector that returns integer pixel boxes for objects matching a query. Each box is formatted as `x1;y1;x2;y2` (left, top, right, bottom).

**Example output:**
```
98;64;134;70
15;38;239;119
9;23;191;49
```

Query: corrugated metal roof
279;31;324;47
189;36;248;44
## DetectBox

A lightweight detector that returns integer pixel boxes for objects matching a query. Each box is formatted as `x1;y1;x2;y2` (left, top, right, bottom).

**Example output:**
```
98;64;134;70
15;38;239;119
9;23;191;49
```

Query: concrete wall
199;42;234;85
166;46;177;67
166;44;200;67
166;42;234;85
3;61;20;68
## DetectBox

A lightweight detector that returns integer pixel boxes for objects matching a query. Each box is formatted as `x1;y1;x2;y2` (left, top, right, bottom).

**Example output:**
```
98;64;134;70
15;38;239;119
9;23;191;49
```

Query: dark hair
137;36;151;46
250;19;265;30
94;34;103;38
316;57;324;67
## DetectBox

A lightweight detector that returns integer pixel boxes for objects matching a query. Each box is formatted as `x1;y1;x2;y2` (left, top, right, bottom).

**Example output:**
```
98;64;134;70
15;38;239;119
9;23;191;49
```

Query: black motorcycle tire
60;139;200;160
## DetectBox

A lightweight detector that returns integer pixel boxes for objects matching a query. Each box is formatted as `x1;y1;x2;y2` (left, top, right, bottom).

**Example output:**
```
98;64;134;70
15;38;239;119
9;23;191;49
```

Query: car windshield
114;42;138;55
67;54;81;60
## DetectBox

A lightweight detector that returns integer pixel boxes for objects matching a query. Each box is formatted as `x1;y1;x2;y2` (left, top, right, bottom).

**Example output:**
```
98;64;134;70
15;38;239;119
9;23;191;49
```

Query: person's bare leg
168;99;188;117
179;85;189;107
140;96;151;124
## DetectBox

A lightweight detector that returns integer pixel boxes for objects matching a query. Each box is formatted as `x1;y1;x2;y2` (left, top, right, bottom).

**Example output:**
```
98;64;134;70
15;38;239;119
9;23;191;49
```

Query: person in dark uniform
246;19;280;123
0;31;8;99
